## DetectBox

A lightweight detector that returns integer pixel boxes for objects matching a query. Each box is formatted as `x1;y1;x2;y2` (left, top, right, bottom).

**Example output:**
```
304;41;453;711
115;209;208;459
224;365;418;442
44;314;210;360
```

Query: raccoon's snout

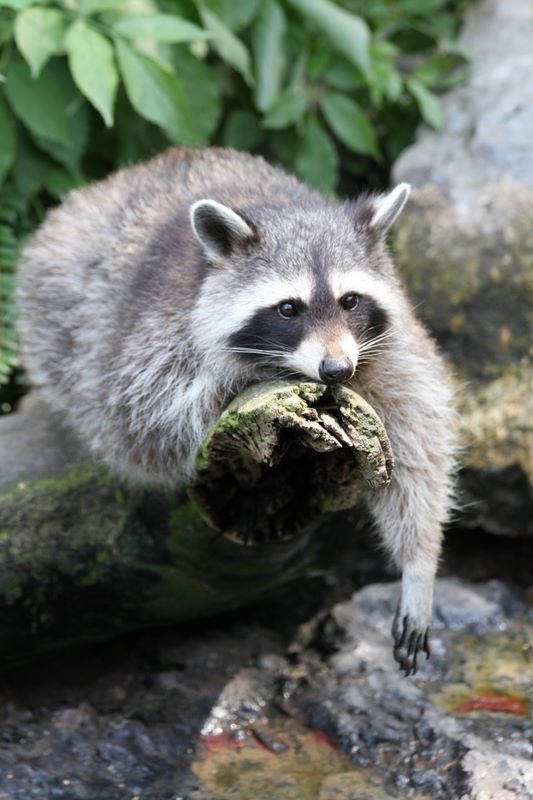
319;357;354;385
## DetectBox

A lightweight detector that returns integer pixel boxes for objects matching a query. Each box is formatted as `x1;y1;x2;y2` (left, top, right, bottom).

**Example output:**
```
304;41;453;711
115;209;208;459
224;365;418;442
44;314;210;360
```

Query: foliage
0;0;471;408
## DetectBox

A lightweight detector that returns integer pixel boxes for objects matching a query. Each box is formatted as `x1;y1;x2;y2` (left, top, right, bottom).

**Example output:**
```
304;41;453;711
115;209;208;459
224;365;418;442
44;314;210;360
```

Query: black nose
319;357;354;384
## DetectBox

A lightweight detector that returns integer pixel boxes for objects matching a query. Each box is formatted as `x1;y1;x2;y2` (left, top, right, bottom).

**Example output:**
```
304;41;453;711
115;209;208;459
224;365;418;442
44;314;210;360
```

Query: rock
391;183;533;539
282;578;533;800
390;0;533;537
0;577;530;798
393;0;533;203
462;750;533;800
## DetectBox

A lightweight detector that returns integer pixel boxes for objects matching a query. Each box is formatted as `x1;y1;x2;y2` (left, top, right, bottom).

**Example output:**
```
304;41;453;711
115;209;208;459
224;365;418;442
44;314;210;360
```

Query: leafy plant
0;0;471;409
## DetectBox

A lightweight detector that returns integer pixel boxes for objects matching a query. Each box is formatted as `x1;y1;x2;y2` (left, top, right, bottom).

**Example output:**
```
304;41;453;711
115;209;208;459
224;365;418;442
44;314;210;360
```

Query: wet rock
0;576;531;799
174;577;532;799
284;578;533;800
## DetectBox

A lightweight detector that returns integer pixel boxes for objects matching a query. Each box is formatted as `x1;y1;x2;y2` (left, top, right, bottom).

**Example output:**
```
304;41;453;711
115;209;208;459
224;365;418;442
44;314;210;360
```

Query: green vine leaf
14;6;65;78
65;20;118;127
114;14;210;44
287;0;370;74
198;3;253;86
0;95;16;186
320;91;380;160
116;39;196;143
4;60;70;147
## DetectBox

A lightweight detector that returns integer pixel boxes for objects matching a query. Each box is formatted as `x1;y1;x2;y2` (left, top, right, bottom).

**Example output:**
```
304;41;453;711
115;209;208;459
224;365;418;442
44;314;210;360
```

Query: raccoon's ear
190;199;255;261
370;183;411;234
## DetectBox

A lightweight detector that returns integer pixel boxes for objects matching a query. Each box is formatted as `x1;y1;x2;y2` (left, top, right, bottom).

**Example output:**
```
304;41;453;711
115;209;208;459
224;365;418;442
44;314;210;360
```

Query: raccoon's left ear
370;183;411;234
190;199;256;261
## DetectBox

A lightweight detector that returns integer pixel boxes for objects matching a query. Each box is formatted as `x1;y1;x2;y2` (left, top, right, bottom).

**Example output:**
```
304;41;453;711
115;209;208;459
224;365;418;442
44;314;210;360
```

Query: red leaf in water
452;694;526;715
199;732;246;752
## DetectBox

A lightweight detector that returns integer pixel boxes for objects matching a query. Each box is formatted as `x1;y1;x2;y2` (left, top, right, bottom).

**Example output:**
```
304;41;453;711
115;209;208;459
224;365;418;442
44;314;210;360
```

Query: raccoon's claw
392;613;430;677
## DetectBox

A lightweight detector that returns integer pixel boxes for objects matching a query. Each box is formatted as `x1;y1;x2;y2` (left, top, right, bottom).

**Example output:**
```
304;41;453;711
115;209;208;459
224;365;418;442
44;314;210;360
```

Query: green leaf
0;95;16;185
44;166;83;199
116;39;196;143
413;53;468;88
210;0;261;31
173;47;221;144
263;88;308;130
13;133;52;200
320;91;380;159
222;109;262;150
308;49;332;80
114;97;168;166
114;14;209;43
65;20;118;127
252;0;286;112
14;7;65;78
77;0;124;13
407;78;443;129
324;57;363;92
286;0;369;74
269;129;299;164
400;0;449;13
294;116;338;193
366;40;402;105
198;3;253;85
0;0;34;9
4;60;70;147
32;60;88;177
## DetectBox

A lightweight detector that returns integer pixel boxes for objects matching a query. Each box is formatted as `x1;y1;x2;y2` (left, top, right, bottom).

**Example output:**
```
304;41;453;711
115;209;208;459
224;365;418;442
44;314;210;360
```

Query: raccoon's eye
340;293;360;311
277;300;298;319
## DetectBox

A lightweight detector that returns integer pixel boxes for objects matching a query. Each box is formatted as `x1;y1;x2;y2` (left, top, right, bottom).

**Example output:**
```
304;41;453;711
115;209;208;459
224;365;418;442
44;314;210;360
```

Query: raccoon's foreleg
361;341;455;676
365;469;443;675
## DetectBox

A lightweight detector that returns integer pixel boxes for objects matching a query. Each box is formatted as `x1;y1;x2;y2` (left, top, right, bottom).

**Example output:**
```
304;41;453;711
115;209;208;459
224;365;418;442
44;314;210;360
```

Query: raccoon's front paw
392;609;431;677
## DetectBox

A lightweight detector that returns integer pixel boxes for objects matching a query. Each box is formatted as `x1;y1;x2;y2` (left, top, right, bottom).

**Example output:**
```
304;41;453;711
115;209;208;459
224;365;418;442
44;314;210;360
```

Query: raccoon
17;147;456;675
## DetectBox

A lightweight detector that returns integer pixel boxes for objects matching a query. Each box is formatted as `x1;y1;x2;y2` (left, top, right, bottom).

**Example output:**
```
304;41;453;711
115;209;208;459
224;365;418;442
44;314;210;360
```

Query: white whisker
358;328;396;356
222;347;289;358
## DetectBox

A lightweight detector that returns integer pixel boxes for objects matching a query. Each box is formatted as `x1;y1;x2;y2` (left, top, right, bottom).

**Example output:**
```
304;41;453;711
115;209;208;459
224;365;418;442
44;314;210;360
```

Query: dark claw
392;612;431;677
423;629;431;659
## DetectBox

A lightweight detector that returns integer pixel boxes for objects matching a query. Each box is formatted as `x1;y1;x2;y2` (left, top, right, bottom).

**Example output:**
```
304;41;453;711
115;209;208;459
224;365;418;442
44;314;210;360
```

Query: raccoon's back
17;148;304;397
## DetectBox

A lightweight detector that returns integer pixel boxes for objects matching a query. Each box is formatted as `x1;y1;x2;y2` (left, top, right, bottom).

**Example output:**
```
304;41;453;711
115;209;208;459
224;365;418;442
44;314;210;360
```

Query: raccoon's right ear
190;199;256;261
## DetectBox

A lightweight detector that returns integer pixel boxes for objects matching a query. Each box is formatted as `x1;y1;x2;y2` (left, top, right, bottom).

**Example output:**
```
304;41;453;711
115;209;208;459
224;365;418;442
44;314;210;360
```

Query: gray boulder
391;0;533;536
394;0;533;203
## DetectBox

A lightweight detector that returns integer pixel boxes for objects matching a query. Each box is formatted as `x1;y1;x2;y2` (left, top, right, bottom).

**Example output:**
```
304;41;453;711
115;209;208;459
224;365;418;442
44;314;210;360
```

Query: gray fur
16;147;456;674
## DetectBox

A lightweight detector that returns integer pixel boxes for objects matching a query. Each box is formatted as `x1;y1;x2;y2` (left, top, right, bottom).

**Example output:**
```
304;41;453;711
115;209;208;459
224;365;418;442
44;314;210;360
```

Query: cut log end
188;380;393;545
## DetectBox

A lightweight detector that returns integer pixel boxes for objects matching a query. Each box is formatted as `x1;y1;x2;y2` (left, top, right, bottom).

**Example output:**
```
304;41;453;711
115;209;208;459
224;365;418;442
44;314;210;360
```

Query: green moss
0;462;109;509
0;462;135;580
392;194;533;382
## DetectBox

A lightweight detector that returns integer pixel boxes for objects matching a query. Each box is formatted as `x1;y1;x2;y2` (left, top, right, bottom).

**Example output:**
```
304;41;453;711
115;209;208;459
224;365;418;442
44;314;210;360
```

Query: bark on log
0;380;392;667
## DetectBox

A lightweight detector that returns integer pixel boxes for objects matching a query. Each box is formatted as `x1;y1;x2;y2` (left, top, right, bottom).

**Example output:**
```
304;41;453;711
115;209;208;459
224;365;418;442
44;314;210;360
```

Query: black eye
278;300;298;319
340;293;360;311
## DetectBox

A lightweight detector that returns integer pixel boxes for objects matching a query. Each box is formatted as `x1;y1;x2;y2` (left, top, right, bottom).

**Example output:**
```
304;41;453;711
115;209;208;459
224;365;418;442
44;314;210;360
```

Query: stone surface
391;183;533;538
0;576;530;799
196;578;533;800
393;0;533;204
389;0;533;536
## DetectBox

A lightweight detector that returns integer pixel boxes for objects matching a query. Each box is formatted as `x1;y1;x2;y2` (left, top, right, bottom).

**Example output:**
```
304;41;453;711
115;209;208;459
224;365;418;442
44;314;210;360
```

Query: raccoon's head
190;184;410;385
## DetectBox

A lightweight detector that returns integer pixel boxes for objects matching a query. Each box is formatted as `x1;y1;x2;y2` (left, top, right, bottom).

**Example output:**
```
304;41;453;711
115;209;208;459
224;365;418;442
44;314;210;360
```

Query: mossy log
0;381;392;667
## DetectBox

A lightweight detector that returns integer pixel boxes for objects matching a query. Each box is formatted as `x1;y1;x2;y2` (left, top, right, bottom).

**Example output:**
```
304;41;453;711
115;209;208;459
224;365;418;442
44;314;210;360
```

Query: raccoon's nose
319;357;354;384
